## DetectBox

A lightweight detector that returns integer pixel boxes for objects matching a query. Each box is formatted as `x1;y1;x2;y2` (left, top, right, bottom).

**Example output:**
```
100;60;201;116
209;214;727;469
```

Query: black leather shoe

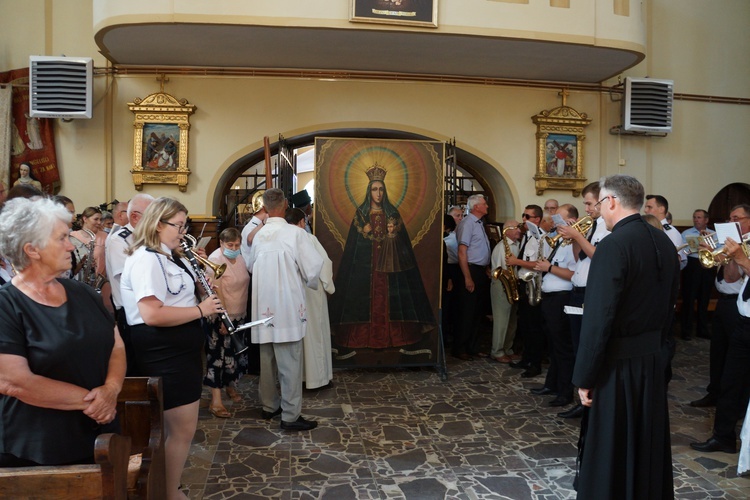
689;394;717;408
530;386;556;396
548;396;574;407
280;416;318;431
558;404;584;419
690;437;736;454
509;360;530;369
520;367;542;378
261;407;282;420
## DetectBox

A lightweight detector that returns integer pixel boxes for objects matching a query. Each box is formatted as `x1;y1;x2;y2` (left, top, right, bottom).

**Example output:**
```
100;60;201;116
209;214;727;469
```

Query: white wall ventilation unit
29;56;93;119
623;77;673;134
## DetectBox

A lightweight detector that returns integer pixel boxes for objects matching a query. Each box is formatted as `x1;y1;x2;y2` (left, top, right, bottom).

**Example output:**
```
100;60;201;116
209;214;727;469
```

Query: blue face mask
103;227;111;234
223;248;241;260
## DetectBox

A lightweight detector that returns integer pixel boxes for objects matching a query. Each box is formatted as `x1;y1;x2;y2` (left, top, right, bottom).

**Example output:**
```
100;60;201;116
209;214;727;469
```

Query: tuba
544;216;594;248
180;234;248;354
251;190;265;214
492;225;520;303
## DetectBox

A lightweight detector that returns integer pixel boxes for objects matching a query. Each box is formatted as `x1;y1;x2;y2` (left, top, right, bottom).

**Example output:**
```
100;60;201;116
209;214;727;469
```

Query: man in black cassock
572;174;679;499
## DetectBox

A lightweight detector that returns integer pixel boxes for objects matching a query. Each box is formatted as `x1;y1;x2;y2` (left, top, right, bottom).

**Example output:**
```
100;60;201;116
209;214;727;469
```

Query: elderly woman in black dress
0;197;125;466
120;197;223;500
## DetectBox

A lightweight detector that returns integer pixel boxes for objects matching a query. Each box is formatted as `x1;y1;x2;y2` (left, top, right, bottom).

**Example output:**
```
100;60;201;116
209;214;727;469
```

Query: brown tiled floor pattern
182;336;750;499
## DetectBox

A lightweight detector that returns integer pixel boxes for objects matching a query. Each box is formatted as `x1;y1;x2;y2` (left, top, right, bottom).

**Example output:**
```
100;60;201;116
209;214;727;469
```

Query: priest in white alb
247;188;324;431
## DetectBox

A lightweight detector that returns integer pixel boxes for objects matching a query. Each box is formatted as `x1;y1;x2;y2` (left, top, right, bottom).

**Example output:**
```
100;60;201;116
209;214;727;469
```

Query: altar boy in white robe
247;188;324;431
285;207;336;390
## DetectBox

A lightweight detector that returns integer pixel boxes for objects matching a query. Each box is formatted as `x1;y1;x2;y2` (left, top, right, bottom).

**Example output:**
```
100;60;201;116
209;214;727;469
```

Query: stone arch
213;128;515;223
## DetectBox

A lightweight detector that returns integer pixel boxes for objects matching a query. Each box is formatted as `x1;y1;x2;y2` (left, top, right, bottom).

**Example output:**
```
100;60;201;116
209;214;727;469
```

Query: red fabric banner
0;67;61;195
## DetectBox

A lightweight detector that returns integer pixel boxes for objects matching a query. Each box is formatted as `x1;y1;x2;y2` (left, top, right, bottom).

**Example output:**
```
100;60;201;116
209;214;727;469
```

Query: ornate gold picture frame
532;91;591;197
350;0;438;28
128;91;196;192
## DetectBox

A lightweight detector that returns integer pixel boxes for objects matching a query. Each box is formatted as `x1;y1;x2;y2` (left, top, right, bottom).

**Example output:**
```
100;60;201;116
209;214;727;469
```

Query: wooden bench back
0;433;131;500
117;377;166;500
0;377;166;500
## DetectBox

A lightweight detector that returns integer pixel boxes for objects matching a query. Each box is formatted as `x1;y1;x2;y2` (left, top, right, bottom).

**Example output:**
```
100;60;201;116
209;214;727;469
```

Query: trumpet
698;234;750;269
180;234;248;354
545;216;593;248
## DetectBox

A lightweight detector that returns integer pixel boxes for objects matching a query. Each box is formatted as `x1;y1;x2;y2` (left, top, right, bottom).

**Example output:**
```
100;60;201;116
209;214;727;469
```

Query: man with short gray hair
105;193;154;373
453;193;491;360
573;174;679;498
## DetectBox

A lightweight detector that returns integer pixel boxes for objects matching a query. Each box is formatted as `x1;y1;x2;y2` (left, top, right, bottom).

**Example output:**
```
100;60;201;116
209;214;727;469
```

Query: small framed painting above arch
128;91;196;192
532;90;591;197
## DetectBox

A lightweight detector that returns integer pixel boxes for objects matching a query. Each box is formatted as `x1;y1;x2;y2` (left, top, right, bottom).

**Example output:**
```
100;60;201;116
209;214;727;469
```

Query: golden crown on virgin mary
366;163;387;182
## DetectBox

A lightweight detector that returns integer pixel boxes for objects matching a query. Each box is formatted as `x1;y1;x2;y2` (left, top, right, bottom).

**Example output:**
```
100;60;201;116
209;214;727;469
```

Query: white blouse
121;244;198;326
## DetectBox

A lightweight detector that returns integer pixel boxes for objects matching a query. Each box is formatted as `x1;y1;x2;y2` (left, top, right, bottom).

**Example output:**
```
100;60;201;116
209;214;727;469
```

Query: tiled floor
183;335;750;499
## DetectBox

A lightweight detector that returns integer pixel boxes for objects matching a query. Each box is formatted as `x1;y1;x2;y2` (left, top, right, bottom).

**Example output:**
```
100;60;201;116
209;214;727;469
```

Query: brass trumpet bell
545;216;593;247
699;236;750;268
193;252;226;279
182;234;227;278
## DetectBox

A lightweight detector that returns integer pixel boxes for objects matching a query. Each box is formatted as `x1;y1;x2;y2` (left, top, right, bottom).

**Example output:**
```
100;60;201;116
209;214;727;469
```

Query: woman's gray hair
0;197;72;270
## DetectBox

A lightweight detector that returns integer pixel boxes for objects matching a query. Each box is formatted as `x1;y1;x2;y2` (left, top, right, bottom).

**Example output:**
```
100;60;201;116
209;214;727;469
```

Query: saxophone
518;232;543;306
491;226;520;303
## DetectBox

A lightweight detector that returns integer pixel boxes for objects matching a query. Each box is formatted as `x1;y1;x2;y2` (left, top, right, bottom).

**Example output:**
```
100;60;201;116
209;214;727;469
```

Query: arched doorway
213;128;514;226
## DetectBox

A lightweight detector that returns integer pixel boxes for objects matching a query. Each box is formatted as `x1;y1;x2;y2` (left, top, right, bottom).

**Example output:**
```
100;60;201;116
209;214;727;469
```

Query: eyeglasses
161;220;190;234
544;206;557;211
730;215;748;222
595;195;617;210
521;214;537;219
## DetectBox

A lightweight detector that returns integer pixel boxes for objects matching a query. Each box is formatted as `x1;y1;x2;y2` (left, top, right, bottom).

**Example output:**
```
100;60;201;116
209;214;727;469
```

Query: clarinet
179;237;249;354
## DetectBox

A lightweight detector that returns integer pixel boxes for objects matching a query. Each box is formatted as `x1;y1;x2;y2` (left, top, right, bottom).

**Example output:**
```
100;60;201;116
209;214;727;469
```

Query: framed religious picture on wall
532;90;591;197
350;0;438;28
314;137;444;370
128;91;196;192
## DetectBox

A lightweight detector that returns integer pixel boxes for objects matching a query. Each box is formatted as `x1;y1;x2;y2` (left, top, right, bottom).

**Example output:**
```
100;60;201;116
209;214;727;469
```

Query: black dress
0;280;117;465
572;214;679;500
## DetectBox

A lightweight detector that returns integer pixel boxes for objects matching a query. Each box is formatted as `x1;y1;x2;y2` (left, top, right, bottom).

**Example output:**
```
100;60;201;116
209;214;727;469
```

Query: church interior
1;0;749;498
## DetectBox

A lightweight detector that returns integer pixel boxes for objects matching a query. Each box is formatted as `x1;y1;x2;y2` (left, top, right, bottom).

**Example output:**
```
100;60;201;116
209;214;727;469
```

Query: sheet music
526;221;541;239
564;305;584;316
714;222;742;246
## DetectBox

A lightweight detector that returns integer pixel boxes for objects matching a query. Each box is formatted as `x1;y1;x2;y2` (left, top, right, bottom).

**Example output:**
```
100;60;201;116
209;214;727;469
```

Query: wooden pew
0;433;131;499
0;377;166;500
118;377;166;500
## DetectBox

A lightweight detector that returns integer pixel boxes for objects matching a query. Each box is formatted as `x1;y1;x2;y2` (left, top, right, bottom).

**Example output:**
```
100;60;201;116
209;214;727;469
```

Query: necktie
743;277;750;301
717;266;724;282
518;235;528;258
578;219;598;261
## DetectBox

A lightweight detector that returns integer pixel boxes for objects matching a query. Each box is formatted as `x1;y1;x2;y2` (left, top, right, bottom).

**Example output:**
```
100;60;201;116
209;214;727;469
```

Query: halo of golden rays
316;138;443;250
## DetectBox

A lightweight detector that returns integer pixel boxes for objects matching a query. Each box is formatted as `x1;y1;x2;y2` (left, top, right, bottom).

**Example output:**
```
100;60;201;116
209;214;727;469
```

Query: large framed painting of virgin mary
315;137;444;369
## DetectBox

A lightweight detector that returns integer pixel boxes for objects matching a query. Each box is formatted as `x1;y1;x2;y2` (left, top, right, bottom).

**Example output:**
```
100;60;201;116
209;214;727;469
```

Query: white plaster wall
2;0;748;227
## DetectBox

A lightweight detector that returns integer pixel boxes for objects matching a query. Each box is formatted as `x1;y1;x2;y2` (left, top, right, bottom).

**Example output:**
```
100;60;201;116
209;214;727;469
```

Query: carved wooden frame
532;98;591;197
128;92;196;192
